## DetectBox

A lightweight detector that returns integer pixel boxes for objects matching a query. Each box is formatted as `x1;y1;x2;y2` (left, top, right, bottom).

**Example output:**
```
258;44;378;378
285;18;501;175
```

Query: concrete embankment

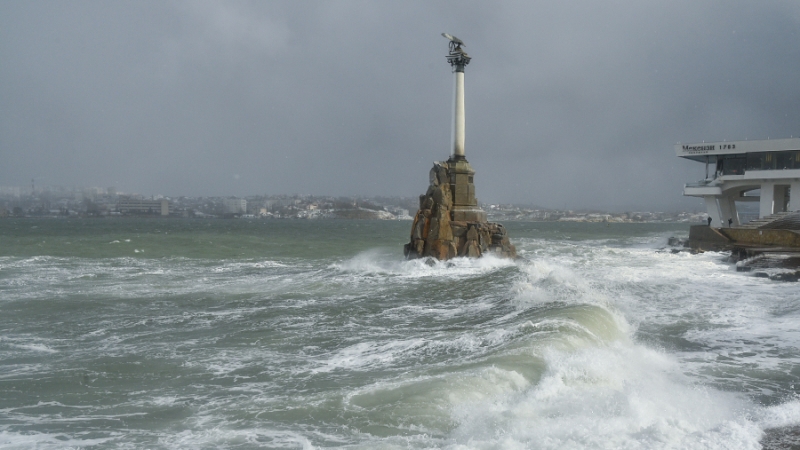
687;225;800;281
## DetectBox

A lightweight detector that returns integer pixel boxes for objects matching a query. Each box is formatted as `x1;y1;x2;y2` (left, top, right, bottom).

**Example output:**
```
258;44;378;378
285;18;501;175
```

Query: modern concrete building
117;197;170;216
677;138;800;227
222;197;247;215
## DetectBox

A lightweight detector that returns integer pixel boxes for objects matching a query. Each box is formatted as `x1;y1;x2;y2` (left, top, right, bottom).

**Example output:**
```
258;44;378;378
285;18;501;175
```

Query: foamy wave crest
446;342;762;449
345;366;534;438
512;259;619;313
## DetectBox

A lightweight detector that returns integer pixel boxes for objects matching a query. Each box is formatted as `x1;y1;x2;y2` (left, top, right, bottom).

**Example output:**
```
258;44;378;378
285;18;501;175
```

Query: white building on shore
677;138;800;227
117;197;170;216
223;197;247;215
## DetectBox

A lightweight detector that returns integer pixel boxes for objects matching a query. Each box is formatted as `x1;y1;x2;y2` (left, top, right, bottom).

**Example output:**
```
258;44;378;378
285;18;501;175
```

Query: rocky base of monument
404;161;516;260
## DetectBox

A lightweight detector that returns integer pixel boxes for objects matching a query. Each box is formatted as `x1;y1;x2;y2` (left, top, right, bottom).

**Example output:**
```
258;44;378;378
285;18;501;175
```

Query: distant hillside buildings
0;186;707;223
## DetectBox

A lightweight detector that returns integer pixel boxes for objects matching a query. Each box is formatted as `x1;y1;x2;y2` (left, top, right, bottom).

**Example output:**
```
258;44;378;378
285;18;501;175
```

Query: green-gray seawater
1;219;799;449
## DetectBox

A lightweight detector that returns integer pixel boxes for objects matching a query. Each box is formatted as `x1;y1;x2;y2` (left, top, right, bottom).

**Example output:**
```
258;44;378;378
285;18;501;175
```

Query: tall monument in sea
404;34;516;260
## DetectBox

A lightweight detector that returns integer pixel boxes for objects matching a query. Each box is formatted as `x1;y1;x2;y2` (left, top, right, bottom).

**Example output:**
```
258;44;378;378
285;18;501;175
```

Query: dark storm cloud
1;1;798;210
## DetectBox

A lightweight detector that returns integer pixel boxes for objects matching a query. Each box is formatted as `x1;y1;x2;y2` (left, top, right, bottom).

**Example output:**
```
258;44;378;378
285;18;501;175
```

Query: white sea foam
313;339;426;373
9;343;58;353
0;430;117;449
0;336;61;354
310;332;521;374
332;249;516;279
159;427;317;449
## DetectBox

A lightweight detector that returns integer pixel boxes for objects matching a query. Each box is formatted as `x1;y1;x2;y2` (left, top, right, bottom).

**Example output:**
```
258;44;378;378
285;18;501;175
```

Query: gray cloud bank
1;1;798;211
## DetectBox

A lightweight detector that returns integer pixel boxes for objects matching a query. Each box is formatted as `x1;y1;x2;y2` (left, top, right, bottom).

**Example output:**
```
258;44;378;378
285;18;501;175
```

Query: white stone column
704;196;721;227
719;195;739;227
759;182;775;218
452;71;465;158
728;196;740;226
774;185;787;213
788;181;800;211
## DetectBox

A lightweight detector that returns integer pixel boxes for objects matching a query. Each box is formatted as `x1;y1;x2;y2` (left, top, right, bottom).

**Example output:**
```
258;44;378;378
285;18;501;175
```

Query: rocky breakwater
404;161;516;260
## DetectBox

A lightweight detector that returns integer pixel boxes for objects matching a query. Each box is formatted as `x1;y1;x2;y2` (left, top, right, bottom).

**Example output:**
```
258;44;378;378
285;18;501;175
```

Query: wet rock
466;240;481;258
427;218;441;242
414;239;425;255
411;213;425;240
667;236;688;247
447;241;458;259
466;226;478;241
770;271;800;282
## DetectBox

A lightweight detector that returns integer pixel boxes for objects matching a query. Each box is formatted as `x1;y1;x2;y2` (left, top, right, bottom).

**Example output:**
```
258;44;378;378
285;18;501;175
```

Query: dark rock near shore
762;425;800;449
667;236;688;247
733;251;800;282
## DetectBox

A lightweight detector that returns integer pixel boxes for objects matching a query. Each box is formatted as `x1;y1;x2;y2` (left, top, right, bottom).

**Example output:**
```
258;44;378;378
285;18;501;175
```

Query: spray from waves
443;328;764;447
446;342;763;449
509;255;635;342
327;243;772;450
334;292;771;448
414;251;777;449
759;400;800;430
330;249;516;279
317;241;796;449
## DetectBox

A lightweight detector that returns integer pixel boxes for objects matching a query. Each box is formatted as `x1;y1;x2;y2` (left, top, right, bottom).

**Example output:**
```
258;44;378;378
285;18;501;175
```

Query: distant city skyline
2;1;798;211
0;183;711;217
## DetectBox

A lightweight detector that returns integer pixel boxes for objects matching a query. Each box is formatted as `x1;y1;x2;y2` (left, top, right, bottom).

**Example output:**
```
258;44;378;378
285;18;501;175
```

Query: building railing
684;179;715;188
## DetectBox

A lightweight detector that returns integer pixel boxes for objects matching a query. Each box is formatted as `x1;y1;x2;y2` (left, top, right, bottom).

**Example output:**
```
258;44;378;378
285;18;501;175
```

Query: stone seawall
689;225;800;251
688;225;734;252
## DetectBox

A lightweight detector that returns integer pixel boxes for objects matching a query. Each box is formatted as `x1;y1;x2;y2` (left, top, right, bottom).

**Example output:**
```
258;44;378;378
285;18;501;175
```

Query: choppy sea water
1;218;799;449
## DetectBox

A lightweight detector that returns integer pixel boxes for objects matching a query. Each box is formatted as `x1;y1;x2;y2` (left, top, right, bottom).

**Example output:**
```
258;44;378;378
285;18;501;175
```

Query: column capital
446;51;471;72
442;33;470;71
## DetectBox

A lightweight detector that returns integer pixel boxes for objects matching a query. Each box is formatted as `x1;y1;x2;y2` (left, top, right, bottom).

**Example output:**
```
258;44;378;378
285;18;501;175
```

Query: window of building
746;153;762;170
763;152;776;170
722;155;746;175
744;151;800;171
776;151;794;169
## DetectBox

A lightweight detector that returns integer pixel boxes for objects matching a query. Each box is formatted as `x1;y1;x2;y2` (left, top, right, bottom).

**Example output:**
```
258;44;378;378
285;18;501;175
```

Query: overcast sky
1;1;798;211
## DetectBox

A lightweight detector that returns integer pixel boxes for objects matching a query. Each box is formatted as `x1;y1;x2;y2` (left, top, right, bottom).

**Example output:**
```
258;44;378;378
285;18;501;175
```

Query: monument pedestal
447;157;487;223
